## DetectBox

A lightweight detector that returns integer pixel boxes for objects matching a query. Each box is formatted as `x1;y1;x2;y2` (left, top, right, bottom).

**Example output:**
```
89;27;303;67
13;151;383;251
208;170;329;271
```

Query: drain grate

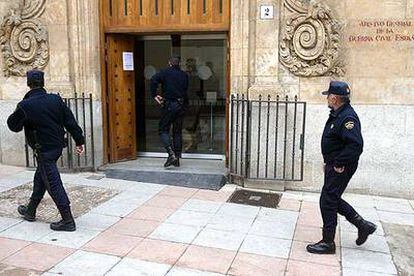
228;189;282;208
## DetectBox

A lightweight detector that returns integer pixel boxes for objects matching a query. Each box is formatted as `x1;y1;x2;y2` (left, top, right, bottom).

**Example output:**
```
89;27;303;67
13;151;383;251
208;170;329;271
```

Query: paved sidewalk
0;167;413;275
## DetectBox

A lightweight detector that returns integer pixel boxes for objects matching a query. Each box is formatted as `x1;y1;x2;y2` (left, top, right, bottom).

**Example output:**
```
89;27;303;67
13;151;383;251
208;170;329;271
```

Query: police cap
321;81;350;96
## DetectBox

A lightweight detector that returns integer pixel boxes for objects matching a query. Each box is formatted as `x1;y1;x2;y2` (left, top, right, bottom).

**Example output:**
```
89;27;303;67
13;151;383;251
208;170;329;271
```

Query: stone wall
231;0;414;198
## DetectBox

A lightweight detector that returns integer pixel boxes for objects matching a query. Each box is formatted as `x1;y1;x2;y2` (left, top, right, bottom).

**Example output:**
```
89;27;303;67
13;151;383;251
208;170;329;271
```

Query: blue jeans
31;148;70;213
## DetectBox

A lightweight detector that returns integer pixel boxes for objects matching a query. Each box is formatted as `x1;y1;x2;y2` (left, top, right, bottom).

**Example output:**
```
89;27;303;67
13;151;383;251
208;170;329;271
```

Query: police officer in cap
307;81;377;254
7;70;85;232
151;56;189;167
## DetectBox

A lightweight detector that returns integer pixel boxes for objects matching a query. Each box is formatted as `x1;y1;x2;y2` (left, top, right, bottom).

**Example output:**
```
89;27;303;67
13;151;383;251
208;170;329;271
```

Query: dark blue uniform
320;103;363;236
151;65;189;157
7;88;84;213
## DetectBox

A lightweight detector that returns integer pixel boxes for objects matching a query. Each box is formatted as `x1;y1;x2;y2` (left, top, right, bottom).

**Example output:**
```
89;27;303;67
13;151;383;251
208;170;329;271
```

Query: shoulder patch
345;121;355;130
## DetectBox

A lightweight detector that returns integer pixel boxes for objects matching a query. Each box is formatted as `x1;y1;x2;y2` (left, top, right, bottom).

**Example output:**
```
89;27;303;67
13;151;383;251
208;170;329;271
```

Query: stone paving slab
37;228;100;249
180;199;223;214
106;257;172;275
127;239;187;265
1;243;74;272
82;231;143;257
0;221;52;242
176;245;236;274
150;223;203;244
342;268;397;276
374;198;414;214
167;267;224;276
0;217;22;232
378;211;414;226
205;214;254;233
342;248;397;275
166;210;214;227
75;213;120;231
249;218;296;240
192;228;246;251
0;237;31;261
228;252;287;276
0;263;41;276
239;234;292;258
48;250;121;275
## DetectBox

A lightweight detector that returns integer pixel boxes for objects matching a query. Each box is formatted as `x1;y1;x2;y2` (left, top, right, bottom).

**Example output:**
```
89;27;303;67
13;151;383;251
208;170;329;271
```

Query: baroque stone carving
280;0;345;77
0;0;49;77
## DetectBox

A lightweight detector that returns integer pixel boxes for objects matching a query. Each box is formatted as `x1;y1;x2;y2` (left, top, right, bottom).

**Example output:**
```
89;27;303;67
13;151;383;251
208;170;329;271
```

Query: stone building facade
0;0;413;198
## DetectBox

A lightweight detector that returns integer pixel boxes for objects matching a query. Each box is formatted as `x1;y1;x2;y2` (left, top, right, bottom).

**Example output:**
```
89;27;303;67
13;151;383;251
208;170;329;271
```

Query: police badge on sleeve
345;121;355;130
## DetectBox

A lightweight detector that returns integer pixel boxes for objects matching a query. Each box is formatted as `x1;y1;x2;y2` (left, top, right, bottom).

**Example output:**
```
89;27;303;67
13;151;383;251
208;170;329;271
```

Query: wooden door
106;34;137;162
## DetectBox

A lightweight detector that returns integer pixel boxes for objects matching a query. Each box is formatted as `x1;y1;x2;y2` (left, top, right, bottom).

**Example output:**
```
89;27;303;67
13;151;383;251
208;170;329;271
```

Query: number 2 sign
260;5;274;20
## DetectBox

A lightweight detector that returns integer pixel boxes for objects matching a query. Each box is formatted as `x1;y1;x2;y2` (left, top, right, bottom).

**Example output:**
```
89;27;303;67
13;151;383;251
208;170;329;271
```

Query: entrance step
99;158;228;191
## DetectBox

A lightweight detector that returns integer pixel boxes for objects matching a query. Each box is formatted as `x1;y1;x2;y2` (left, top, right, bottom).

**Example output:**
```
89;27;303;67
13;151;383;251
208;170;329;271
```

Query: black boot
50;209;76;232
174;158;180;167
306;229;336;254
164;147;178;167
349;214;377;245
18;199;40;222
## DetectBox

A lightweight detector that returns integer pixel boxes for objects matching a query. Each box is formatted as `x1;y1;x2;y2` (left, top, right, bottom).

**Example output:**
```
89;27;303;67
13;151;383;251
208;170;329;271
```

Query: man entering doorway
151;56;189;167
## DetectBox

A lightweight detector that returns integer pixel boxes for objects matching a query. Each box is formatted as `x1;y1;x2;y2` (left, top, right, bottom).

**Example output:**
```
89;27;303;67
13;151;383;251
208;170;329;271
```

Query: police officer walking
7;70;85;232
151;56;189;167
307;81;377;254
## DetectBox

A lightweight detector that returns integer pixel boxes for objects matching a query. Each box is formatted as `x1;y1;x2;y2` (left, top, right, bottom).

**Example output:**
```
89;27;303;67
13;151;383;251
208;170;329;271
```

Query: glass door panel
136;34;228;157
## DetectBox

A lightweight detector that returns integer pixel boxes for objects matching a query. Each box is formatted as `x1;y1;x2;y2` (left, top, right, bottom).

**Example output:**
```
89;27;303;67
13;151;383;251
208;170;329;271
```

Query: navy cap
26;70;44;86
322;81;350;96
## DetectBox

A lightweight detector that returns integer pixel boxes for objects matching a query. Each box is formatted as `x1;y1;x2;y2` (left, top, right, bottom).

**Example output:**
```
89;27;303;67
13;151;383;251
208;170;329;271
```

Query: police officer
7;70;85;232
307;81;377;254
151;56;189;167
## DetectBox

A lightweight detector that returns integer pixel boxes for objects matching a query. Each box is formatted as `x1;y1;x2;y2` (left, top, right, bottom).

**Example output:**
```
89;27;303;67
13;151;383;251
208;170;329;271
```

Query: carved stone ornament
0;0;49;77
280;0;345;77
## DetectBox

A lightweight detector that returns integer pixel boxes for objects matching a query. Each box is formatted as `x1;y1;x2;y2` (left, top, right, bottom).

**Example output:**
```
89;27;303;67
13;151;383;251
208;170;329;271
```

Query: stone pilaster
66;0;101;98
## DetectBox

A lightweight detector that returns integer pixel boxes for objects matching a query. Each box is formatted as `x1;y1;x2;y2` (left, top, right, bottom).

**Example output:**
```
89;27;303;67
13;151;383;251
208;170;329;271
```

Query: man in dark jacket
151;56;189;167
7;70;85;232
307;81;377;254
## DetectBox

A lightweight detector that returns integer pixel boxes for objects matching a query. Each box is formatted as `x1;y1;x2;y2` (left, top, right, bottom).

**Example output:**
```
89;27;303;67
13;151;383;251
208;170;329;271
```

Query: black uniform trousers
31;148;71;213
320;162;359;235
159;100;185;157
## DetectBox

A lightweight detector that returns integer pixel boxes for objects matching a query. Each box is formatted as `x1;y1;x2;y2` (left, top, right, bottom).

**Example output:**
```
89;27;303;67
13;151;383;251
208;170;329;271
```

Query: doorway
135;34;228;159
104;33;228;162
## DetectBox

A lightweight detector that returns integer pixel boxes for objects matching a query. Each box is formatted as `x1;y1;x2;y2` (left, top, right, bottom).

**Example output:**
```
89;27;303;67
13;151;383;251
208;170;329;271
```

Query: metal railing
229;94;307;182
25;93;96;172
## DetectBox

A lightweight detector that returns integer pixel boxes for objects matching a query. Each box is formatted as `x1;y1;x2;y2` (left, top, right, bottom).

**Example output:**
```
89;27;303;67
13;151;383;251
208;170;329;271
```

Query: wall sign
260;5;274;20
122;52;134;71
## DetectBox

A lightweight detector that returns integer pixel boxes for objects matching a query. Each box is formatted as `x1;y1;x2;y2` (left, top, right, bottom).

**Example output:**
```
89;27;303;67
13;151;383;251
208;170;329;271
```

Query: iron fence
229;94;306;182
25;93;96;172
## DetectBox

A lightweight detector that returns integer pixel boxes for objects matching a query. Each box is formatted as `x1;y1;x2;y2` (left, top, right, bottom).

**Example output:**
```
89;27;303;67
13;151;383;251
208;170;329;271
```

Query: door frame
100;28;231;164
100;31;231;164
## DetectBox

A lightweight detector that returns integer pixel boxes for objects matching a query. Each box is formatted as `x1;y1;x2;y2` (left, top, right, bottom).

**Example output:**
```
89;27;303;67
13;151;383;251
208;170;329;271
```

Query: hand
154;95;164;105
76;145;84;155
334;166;345;173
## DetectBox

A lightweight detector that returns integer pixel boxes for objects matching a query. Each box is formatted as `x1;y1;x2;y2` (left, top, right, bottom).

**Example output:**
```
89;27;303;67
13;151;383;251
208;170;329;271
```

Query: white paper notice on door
122;52;134;71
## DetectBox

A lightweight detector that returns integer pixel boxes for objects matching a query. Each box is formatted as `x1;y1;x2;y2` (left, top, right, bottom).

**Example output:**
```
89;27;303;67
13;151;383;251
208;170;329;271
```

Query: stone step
103;168;227;191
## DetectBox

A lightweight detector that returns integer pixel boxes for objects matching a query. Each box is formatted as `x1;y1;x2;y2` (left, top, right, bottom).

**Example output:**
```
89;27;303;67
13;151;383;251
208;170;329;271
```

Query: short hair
338;95;351;104
169;56;181;66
